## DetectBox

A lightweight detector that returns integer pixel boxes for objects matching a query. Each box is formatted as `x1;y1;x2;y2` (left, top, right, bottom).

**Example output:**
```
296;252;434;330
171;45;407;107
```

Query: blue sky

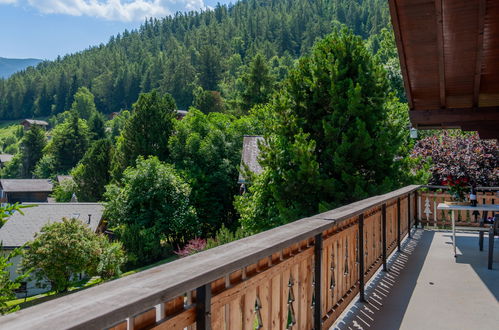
0;0;230;60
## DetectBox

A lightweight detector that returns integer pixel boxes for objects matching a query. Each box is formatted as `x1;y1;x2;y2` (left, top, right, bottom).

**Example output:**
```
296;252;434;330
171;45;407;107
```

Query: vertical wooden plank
258;277;271;330
211;305;224;330
313;233;323;330
281;267;290;329
321;240;329;317
382;204;387;272
358;214;365;302
243;287;257;330
298;258;308;330
270;273;280;330
291;261;300;329
229;296;243;330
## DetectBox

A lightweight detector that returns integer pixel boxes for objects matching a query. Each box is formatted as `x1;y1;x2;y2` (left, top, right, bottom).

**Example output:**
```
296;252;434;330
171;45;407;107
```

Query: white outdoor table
437;203;499;257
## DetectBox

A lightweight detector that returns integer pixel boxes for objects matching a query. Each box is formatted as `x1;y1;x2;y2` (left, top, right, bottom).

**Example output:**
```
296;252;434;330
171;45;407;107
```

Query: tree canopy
236;28;406;232
105;156;198;267
111;90;176;179
21;217;125;293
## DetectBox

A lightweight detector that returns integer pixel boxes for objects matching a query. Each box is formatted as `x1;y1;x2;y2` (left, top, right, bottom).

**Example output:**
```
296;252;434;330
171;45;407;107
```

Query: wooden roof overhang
389;0;499;139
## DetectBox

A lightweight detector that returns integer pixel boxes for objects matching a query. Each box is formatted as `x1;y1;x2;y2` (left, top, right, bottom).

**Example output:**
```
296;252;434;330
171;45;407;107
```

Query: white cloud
20;0;207;21
0;0;18;4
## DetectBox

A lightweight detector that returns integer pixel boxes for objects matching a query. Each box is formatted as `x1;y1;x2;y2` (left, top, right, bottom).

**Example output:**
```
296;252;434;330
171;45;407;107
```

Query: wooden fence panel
420;189;498;227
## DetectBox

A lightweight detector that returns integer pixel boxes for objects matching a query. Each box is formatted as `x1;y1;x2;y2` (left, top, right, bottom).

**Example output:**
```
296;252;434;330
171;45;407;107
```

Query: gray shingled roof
22;119;48;126
0;179;53;192
0;154;13;164
238;136;265;183
56;175;73;184
0;203;104;248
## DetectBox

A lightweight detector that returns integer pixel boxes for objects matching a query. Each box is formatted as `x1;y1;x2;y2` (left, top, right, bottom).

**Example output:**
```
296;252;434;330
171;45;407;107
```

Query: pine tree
88;112;107;140
71;87;97;120
49;112;90;173
20;125;47;178
72;139;112;202
241;53;275;110
237;28;404;232
111;90;176;179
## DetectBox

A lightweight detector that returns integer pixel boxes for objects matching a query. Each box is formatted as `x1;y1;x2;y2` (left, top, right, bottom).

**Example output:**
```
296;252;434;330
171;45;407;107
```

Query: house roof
0;154;13;163
0;203;104;248
388;0;499;139
56;175;73;184
0;179;53;192
21;119;48;126
238;135;264;183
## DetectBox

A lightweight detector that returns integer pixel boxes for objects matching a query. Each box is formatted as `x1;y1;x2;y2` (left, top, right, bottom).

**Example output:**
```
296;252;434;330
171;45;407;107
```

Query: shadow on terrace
333;229;499;330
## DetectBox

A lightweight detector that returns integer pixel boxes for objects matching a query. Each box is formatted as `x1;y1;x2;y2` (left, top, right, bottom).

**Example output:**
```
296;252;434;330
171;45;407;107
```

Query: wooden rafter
388;0;414;109
473;0;487;108
435;0;446;108
409;107;499;126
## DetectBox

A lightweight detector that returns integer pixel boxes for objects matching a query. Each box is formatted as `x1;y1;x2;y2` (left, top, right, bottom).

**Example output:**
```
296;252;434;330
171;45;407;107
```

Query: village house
0;203;105;297
56;175;73;185
176;109;188;120
20;119;49;130
0;154;13;168
238;135;264;193
0;179;53;203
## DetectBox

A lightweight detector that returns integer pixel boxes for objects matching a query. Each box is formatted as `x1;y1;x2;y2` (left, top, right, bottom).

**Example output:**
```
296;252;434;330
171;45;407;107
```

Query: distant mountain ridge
0;57;42;78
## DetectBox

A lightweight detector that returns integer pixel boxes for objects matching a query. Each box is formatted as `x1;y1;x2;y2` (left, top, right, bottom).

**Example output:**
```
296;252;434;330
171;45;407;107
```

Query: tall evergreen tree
111;90;176;178
20;125;47;178
70;87;97;120
236;29;404;232
88;112;107;140
241;53;275;110
48;112;90;173
72;139;112;202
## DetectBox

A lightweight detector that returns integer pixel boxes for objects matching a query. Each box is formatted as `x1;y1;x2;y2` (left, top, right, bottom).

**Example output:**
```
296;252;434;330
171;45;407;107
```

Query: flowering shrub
412;131;498;186
441;175;469;201
175;238;207;257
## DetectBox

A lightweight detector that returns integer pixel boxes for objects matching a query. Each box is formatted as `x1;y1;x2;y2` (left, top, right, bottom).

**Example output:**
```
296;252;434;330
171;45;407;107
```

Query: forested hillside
0;0;390;119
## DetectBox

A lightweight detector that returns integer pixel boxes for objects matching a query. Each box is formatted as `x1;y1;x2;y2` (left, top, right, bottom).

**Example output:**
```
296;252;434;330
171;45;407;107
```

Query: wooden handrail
0;185;420;330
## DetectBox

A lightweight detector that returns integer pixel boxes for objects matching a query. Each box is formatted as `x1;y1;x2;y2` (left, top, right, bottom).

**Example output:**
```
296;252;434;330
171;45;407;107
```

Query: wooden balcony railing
0;185;421;330
419;186;498;227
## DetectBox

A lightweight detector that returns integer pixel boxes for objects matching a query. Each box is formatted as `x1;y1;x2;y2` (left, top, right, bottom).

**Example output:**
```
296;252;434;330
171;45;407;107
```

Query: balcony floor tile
332;229;499;330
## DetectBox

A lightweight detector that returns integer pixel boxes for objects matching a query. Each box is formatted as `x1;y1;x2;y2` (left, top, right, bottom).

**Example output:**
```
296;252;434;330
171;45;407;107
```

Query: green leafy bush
105;156;198;267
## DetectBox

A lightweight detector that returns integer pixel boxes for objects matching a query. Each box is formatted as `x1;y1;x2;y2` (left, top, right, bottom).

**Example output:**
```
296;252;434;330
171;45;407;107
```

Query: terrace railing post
397;197;401;252
314;233;323;329
381;203;388;272
196;284;211;330
407;193;412;238
416;190;420;228
358;214;366;303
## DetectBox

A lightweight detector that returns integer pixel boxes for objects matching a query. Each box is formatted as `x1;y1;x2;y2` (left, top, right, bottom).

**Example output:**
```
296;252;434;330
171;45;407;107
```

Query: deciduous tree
105;157;198;267
21;218;125;292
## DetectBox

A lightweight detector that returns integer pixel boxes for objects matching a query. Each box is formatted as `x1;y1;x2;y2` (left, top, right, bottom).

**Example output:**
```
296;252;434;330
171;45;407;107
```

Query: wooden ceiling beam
388;0;414;109
435;0;446;109
410;107;499;127
473;0;487;108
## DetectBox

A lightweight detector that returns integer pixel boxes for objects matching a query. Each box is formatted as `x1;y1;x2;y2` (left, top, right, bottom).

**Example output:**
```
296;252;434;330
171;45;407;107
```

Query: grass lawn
6;255;178;310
